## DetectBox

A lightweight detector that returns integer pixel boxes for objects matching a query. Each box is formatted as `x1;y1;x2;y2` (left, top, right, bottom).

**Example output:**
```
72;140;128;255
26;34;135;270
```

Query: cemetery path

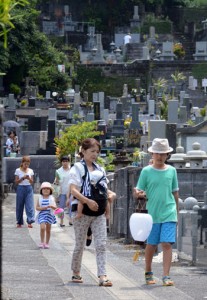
2;193;207;300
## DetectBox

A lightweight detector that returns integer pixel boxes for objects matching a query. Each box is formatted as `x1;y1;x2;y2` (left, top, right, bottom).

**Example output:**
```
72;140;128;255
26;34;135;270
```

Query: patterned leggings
71;214;107;277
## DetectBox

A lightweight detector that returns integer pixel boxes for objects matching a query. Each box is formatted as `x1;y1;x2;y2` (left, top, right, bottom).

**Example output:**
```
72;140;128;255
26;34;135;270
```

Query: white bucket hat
148;138;173;154
40;182;53;194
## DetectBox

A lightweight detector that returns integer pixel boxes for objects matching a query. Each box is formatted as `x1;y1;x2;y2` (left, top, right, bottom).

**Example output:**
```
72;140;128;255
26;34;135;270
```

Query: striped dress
37;197;57;224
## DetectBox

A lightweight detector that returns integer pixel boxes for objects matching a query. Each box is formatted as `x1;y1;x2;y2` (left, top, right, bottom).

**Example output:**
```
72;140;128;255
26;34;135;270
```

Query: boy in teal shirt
134;138;179;286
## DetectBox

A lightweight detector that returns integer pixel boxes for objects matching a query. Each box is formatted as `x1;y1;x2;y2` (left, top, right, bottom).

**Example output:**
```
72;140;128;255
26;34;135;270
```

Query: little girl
36;182;57;249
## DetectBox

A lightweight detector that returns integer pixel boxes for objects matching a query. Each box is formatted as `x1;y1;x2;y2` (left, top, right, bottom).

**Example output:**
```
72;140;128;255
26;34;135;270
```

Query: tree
54;121;102;162
171;71;186;98
1;4;72;95
0;0;29;48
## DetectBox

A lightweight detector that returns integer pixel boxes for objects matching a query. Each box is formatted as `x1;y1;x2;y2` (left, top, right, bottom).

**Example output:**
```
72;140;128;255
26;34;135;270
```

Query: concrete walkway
2;193;207;300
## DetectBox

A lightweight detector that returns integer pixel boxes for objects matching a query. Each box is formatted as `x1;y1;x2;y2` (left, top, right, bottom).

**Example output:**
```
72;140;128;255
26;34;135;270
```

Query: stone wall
3;156;57;192
110;166;207;240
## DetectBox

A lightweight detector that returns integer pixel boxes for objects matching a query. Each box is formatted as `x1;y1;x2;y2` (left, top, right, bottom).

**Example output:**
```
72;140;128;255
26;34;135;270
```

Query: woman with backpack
68;138;116;287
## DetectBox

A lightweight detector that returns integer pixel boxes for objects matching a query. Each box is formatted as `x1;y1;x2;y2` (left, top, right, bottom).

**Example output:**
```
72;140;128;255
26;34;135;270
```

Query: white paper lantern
129;213;153;242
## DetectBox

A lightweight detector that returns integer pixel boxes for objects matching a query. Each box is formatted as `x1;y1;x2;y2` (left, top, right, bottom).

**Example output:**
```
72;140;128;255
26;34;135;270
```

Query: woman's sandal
162;276;174;286
145;271;156;285
71;275;83;283
99;279;113;287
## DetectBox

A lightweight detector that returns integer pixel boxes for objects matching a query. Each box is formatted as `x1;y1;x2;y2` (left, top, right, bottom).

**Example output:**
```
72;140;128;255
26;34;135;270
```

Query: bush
10;83;21;96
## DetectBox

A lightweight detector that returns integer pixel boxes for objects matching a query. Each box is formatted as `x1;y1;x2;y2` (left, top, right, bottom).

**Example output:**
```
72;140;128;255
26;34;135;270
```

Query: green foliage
10;83;21;95
2;4;71;94
0;0;29;48
186;119;195;126
200;107;206;117
182;0;207;7
20;98;27;106
140;15;172;34
54;121;101;162
77;66;137;98
192;63;207;87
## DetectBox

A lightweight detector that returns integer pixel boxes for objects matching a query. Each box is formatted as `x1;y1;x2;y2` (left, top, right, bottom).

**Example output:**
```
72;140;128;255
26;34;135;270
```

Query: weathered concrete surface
2;193;207;300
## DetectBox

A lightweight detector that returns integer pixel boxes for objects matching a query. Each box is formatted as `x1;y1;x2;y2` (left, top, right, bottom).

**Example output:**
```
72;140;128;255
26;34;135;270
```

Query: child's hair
20;156;30;168
40;182;53;195
60;155;71;162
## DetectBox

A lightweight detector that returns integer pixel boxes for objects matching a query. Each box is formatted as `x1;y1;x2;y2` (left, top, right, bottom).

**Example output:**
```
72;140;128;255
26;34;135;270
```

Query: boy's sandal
162;276;174;286
99;279;113;287
71;275;83;283
145;271;156;285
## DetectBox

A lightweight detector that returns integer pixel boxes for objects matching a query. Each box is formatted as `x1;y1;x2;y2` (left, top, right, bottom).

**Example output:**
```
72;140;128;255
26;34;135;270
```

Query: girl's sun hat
148;138;173;154
40;182;53;194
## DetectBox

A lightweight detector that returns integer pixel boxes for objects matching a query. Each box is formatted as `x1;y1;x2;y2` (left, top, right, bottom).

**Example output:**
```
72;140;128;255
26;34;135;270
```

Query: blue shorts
147;222;176;245
59;194;67;209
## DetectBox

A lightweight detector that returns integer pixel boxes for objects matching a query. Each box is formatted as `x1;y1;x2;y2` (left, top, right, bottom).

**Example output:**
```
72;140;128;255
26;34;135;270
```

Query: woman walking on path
68;138;115;287
36;182;57;249
54;155;71;227
134;138;179;287
14;156;35;228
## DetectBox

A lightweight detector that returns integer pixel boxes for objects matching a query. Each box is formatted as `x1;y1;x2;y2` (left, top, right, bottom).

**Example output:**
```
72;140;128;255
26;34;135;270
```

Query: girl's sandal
162;276;174;286
145;271;156;285
99;279;113;287
71;275;83;283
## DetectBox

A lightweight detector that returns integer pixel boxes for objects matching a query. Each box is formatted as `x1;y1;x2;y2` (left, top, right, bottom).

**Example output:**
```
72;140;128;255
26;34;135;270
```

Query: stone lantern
168;145;186;168
184;142;207;168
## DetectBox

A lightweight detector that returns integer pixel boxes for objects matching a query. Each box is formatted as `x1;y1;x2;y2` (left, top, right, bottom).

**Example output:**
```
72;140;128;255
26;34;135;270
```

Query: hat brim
40;187;53;193
148;146;173;153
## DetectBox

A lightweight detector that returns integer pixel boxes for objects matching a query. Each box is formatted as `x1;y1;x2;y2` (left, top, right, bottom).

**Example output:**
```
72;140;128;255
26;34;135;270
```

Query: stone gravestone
20;131;40;155
188;76;195;90
104;96;110;110
179;106;187;123
179;91;185;106
48;108;57;120
93;93;99;102
111;103;125;140
74;93;81;114
103;109;109;124
28;117;47;131
46;108;57;154
8;94;16;109
143;46;150;60
128;103;142;148
93;102;100;120
86;113;95;122
159;41;175;61
93;34;105;63
123;84;128;97
39;131;48;150
127;129;141;148
110;97;118;112
46;91;51;99
148;100;155;115
130;103;141;129
149;86;155;99
135;78;141;94
74;85;80;93
183;95;191;118
121;97;131;113
166;123;176;152
99;92;105;118
149;120;166;141
130;5;140;29
168;100;178;123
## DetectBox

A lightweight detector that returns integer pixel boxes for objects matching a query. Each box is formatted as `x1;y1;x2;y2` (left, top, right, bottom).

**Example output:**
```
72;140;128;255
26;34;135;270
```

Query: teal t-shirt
136;165;179;223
